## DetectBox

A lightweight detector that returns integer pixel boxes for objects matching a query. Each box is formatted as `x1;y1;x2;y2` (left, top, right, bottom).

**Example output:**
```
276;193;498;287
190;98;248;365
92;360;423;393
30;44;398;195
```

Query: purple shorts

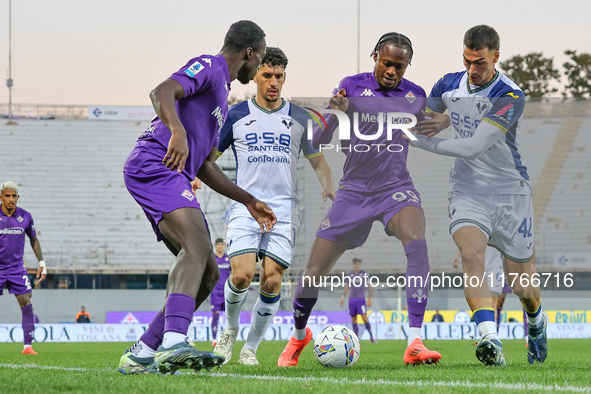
210;293;225;312
124;158;202;242
316;181;423;249
349;298;367;316
0;265;32;296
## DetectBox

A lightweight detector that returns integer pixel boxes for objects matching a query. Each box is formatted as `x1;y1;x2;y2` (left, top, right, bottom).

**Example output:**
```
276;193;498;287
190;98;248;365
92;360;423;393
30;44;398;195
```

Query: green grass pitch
0;339;589;393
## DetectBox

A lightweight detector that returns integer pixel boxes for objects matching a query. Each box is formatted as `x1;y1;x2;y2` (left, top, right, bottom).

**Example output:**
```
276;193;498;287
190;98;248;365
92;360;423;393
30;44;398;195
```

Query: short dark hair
371;32;414;64
222;20;266;52
352;258;362;263
215;238;225;245
464;25;500;51
261;47;288;69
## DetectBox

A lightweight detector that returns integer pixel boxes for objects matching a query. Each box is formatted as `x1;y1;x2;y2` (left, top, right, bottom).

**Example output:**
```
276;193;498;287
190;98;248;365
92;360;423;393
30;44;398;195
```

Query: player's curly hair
261;47;288;69
464;25;500;51
222;20;266;52
371;32;413;65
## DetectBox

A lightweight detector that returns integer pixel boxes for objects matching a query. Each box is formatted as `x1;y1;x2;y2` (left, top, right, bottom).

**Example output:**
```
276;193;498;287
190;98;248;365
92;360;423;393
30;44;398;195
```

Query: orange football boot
278;327;313;367
22;347;38;355
403;338;441;365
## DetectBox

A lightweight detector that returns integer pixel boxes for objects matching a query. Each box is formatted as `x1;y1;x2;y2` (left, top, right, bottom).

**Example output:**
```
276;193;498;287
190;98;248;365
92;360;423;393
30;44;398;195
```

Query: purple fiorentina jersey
124;54;230;180
212;253;231;296
0;206;36;271
315;73;426;192
347;269;368;299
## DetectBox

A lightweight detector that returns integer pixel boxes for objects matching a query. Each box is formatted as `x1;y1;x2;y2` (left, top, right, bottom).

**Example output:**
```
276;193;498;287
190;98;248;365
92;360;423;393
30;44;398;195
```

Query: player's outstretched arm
408;121;504;160
308;155;335;202
413;110;451;138
368;283;374;308
198;147;277;232
312;89;349;148
150;79;189;173
30;236;46;283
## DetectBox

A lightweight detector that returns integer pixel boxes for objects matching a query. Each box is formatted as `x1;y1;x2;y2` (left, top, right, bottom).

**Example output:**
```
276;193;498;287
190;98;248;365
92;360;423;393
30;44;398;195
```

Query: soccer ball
313;325;360;367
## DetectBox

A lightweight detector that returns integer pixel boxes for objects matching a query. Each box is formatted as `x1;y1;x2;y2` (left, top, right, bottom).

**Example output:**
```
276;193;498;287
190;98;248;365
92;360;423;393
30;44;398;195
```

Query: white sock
245;291;281;352
130;340;156;358
407;327;421;346
478;321;500;342
292;327;307;340
161;332;186;349
23;344;31;350
527;307;544;331
224;278;249;330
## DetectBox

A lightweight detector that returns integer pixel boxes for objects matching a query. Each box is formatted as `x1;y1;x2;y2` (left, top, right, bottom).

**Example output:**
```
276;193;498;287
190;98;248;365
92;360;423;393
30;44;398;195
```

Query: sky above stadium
0;0;589;106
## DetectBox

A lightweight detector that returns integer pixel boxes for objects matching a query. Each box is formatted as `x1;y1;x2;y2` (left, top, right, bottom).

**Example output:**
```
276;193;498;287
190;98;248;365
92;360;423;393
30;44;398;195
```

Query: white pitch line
207;373;591;393
1;363;590;393
0;363;109;373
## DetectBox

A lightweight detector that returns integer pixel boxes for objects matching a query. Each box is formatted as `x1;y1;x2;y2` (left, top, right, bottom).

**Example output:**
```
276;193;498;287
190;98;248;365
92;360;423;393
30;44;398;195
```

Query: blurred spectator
76;306;91;323
431;309;444;322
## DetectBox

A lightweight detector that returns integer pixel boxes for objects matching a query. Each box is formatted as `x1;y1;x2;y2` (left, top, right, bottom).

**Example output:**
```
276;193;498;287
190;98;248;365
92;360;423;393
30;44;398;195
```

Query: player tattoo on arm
30;237;46;283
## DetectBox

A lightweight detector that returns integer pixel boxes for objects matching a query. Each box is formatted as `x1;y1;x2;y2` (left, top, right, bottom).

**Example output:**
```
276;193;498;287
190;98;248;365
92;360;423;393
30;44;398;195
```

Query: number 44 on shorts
518;217;533;238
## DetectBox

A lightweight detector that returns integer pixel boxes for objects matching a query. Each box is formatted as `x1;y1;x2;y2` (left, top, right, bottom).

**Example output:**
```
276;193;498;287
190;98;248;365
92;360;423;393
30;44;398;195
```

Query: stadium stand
1;101;589;275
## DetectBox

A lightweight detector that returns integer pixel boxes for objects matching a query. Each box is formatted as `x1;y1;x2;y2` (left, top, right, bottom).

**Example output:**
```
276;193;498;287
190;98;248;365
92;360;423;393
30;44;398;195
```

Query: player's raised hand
163;132;189;172
329;89;349;112
191;177;202;193
247;200;277;233
322;185;336;202
413;110;451;138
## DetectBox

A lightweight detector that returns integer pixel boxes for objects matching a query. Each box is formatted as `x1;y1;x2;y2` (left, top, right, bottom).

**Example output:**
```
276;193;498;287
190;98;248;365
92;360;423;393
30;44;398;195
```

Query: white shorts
449;189;534;263
484;246;504;295
226;216;297;268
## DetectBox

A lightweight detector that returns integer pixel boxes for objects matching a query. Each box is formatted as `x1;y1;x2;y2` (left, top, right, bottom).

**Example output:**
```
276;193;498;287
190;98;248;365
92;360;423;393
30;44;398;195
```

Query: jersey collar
466;70;499;94
251;97;286;114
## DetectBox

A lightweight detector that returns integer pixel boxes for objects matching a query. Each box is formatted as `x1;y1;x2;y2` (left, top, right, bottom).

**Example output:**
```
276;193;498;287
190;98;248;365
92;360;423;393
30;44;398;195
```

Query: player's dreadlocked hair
464;25;500;51
222;20;266;52
371;32;414;65
261;47;288;69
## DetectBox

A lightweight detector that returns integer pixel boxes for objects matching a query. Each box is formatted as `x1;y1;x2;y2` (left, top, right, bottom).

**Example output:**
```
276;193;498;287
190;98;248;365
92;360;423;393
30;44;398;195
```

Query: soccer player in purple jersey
210;238;230;347
340;258;376;343
118;21;277;375
0;181;47;355
278;33;441;367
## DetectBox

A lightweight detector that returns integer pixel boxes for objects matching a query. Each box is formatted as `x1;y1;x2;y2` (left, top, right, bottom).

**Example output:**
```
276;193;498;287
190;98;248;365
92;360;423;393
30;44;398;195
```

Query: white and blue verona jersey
217;98;322;226
427;70;529;195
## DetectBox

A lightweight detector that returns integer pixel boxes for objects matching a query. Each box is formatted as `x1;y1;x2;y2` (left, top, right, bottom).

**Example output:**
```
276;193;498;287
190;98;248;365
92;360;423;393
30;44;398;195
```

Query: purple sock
352;323;359;337
21;304;35;345
404;239;430;328
211;312;219;340
139;310;165;351
164;293;196;335
364;321;373;338
293;277;319;330
496;307;502;331
523;309;528;336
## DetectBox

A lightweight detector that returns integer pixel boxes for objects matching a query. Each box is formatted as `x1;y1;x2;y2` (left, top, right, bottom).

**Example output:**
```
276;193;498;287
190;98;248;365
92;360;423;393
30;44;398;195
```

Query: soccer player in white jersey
410;25;547;365
213;47;335;365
